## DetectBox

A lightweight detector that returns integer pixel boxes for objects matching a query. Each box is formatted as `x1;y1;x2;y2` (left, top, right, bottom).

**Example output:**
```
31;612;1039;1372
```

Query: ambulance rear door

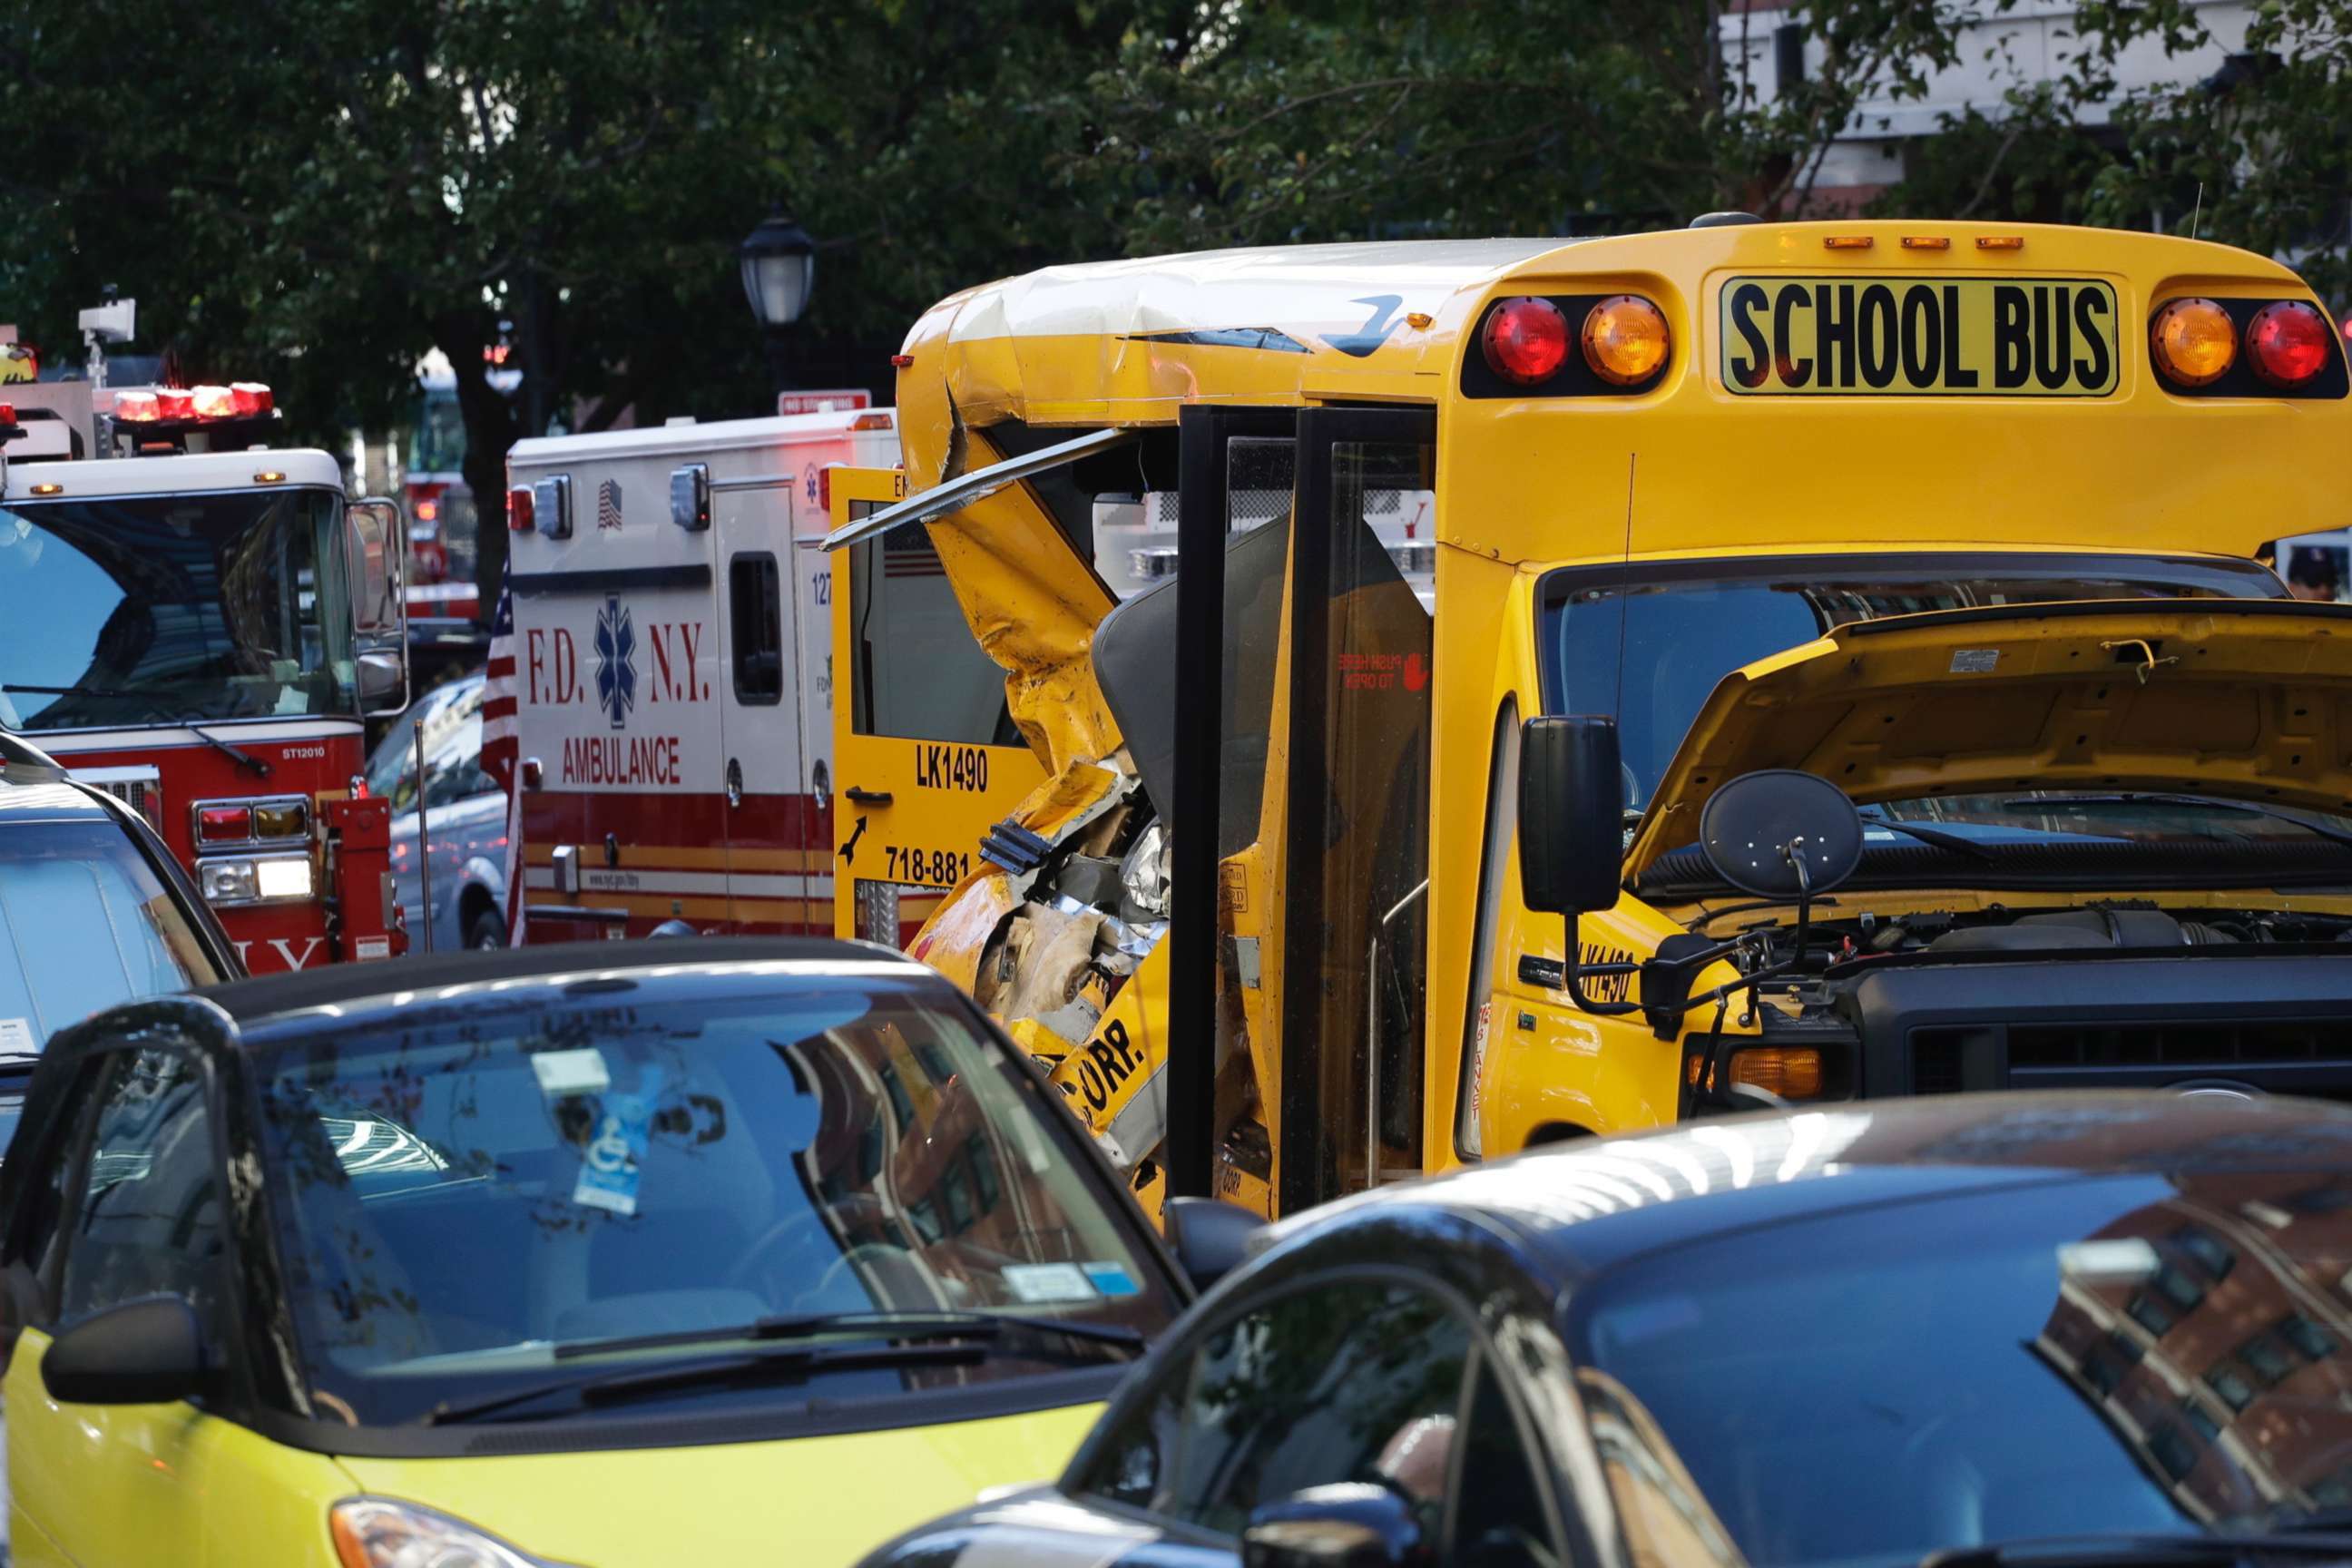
828;466;1045;946
510;436;727;936
707;436;820;933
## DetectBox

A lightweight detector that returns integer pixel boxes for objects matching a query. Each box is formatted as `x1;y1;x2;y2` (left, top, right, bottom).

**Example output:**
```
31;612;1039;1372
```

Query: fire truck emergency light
111;382;275;425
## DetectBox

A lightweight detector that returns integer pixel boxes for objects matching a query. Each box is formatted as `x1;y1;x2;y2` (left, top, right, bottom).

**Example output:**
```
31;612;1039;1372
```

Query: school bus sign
1721;276;2121;397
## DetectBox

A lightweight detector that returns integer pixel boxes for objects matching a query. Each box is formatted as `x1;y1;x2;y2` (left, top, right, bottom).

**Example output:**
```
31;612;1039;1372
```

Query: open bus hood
1622;600;2352;884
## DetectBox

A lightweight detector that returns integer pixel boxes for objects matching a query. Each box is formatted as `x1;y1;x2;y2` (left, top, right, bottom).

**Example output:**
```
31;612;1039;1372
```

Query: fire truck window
729;553;786;706
848;525;1019;746
0;489;353;730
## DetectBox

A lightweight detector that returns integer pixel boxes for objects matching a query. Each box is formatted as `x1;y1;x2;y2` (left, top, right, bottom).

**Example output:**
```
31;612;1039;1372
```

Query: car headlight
330;1497;565;1568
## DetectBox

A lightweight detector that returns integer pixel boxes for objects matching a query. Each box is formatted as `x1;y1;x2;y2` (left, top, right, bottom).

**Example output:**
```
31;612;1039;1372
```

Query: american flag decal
482;585;525;944
597;477;622;531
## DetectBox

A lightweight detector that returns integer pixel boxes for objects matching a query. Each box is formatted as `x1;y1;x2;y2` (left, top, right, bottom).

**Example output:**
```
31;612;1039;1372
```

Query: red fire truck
0;348;410;974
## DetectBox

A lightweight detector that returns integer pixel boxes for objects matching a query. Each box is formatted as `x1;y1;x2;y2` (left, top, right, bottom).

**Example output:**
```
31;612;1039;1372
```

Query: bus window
848;528;1020;746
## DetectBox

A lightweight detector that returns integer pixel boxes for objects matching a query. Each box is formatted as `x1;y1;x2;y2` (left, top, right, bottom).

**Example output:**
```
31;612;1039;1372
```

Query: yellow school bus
828;219;2352;1222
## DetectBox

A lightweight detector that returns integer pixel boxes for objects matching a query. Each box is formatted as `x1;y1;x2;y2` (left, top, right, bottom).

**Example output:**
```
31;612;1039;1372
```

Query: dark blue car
858;1093;2352;1568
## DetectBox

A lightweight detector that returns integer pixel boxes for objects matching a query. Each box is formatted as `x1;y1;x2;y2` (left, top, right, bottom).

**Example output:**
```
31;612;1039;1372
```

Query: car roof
0;740;115;825
1268;1092;2352;1278
198;936;936;1030
0;773;113;825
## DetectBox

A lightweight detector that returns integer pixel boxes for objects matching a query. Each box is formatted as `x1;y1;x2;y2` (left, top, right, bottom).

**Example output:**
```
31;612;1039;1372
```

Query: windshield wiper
549;1308;1145;1362
1926;1529;2352;1568
188;721;272;779
2;686;270;777
418;1337;985;1426
1857;809;1998;863
419;1311;1145;1426
1998;792;2352;852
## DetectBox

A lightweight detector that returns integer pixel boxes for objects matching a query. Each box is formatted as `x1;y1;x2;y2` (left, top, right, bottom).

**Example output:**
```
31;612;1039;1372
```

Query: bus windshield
0;488;355;732
1539;553;2285;815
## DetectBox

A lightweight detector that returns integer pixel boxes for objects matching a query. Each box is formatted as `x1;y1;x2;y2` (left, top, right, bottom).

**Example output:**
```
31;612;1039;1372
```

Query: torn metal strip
819;426;1136;550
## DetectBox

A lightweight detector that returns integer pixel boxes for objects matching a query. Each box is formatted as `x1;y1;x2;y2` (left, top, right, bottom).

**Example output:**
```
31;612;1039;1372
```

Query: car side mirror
1242;1483;1426;1568
1518;715;1624;916
40;1295;210;1406
1162;1196;1267;1294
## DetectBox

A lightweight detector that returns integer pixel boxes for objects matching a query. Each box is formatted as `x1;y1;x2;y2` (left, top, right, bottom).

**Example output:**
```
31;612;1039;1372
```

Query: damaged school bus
827;220;2352;1222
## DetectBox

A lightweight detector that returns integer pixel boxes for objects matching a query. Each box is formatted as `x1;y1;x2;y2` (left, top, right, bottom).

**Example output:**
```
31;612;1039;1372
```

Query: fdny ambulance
507;407;896;938
0;312;409;975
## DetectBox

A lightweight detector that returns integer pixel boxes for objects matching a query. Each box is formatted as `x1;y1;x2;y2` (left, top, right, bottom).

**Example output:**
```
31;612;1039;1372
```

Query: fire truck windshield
0;487;355;732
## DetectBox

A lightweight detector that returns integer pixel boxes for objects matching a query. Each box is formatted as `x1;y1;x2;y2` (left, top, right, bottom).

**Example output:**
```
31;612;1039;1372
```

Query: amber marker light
1976;236;2026;250
2151;298;2239;387
1730;1047;1825;1100
1900;236;1951;250
254;470;286;485
1822;236;1873;250
30;482;63;496
1582;295;1671;386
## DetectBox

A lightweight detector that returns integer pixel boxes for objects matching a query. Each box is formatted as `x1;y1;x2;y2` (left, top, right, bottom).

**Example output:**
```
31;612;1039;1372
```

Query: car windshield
1568;1170;2352;1568
364;677;489;812
1540;554;2280;816
0;818;214;1046
249;975;1181;1426
0;489;355;732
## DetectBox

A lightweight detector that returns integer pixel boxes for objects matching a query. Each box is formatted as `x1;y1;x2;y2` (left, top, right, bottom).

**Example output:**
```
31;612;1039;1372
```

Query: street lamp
740;213;816;332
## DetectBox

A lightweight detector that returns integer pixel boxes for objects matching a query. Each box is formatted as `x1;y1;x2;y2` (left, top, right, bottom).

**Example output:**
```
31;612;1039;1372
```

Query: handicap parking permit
573;1068;659;1217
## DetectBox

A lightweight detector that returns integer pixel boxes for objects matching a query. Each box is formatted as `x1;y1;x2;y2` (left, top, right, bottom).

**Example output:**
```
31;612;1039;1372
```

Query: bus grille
2008;1021;2344;1070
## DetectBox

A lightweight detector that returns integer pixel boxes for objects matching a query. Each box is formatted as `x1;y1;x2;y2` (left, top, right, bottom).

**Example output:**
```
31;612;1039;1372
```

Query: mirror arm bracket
1561;954;1641;1017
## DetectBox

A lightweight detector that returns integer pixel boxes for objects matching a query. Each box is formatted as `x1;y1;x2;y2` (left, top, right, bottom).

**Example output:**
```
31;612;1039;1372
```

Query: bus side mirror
1519;715;1624;916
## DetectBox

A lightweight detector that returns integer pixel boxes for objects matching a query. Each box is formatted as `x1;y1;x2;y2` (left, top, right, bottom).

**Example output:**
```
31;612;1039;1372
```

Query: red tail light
230;381;274;416
1482;297;1571;386
2247;301;2330;388
0;402;14;426
198;804;254;843
818;465;834;516
114;390;161;422
191;385;236;419
157;387;195;419
506;485;535;534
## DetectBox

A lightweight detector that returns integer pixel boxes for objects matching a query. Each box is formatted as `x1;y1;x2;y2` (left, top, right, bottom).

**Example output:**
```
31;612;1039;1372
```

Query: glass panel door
1276;408;1436;1213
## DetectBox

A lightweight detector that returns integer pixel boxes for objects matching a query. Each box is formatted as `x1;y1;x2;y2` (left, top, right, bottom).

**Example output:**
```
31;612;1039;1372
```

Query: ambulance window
848;522;1019;746
729;553;785;705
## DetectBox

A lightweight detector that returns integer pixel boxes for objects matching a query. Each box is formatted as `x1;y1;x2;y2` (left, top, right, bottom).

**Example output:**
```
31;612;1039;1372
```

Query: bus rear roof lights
1482;297;1570;386
2247;301;2330;388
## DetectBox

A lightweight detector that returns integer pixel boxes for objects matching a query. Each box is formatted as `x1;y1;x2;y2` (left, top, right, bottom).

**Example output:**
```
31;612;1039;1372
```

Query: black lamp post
740;212;816;397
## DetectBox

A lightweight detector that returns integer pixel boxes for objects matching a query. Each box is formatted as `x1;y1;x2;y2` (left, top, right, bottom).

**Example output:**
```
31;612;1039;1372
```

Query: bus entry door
828;466;1044;947
1171;407;1437;1217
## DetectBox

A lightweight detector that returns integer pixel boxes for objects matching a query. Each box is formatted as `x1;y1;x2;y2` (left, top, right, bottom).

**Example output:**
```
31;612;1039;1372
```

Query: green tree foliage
5;0;2343;612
